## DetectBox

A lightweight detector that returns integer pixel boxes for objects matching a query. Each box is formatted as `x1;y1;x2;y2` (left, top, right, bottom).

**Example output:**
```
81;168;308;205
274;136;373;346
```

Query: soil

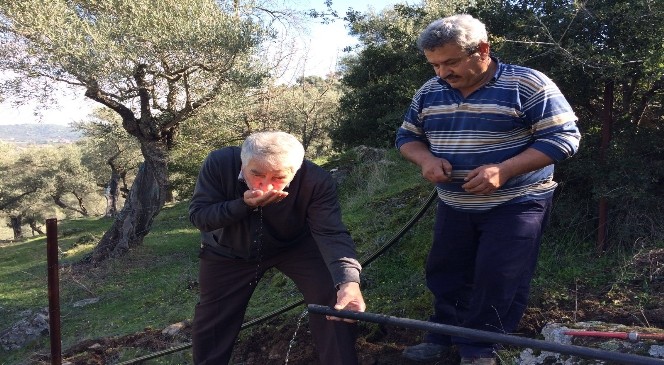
31;249;664;365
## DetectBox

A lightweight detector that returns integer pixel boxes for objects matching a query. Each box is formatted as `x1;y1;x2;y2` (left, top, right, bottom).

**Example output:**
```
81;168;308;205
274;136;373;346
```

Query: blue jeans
424;198;552;358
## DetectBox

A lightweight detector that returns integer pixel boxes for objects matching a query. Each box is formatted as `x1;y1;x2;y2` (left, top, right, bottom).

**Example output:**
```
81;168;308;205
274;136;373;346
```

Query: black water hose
308;304;664;365
115;188;439;364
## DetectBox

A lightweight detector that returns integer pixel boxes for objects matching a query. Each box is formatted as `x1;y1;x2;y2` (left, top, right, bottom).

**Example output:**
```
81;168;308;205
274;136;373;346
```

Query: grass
1;148;661;365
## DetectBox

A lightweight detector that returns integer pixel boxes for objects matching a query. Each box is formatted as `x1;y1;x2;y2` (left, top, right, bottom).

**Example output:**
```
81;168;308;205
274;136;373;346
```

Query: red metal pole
565;330;664;342
565;330;629;340
46;218;62;365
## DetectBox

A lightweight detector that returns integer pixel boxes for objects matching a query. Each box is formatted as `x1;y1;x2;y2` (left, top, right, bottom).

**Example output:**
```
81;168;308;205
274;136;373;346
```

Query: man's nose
258;180;274;191
436;67;450;79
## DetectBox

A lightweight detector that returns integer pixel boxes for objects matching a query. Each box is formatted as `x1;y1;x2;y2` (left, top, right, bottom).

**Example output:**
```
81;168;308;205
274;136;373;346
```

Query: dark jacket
189;146;361;285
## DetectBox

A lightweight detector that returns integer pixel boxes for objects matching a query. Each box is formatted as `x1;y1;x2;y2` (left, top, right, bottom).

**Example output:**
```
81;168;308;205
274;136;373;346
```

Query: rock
352;146;386;162
0;308;50;351
519;322;664;364
161;320;190;337
72;298;100;307
650;345;664;358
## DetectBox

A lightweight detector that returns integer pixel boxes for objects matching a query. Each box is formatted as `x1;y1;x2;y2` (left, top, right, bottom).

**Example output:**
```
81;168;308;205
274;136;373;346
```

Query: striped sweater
396;59;581;212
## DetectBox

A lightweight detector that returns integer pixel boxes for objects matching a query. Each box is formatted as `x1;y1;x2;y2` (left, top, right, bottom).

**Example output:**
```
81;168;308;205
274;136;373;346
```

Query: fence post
46;218;62;365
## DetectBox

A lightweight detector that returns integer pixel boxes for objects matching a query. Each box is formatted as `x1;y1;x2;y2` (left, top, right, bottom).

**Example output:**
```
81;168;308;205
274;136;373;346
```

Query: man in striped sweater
396;14;581;365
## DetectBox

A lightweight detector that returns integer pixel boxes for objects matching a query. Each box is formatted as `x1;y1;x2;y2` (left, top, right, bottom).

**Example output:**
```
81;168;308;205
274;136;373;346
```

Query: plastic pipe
308;305;664;365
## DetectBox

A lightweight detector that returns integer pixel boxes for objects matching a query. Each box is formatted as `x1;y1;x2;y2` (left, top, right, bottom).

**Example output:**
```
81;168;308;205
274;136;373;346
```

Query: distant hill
0;124;82;145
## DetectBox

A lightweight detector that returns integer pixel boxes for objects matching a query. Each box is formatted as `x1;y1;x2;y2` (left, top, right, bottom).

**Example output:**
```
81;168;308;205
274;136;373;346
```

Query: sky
290;0;400;79
0;0;403;126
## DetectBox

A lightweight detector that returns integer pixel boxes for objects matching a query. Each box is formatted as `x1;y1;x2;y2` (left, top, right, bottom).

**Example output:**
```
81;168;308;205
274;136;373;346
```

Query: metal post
565;330;664;342
46;218;62;365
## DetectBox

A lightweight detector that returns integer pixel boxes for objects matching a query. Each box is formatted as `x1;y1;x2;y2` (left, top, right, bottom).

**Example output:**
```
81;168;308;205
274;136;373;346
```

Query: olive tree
0;0;266;261
74;108;142;218
0;145;99;240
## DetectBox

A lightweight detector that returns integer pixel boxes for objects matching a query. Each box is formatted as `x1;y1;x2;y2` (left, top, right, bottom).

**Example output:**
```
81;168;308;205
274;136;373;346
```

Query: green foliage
0;0;265;105
331;0;478;149
0;143;106;240
74;108;142;193
170;76;344;199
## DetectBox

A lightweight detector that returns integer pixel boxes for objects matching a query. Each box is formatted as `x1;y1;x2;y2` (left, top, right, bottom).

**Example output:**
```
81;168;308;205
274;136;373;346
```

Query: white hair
240;131;305;173
417;14;488;53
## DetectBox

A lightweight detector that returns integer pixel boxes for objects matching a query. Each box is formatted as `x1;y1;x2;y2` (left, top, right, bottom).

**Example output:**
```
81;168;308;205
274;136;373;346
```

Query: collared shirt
396;58;581;212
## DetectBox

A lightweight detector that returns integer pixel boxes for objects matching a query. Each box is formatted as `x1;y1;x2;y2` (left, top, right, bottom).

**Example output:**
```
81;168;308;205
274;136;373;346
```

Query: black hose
308;304;663;365
359;188;437;267
115;188;438;364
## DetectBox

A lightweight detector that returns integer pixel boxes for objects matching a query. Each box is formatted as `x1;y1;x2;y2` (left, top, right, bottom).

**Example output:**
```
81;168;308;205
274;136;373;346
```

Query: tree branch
84;80;140;136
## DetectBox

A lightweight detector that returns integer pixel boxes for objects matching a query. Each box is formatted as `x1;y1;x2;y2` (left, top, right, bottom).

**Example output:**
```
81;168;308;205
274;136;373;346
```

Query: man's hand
461;149;556;195
399;141;452;184
243;189;288;207
420;156;453;184
461;164;505;195
326;282;366;323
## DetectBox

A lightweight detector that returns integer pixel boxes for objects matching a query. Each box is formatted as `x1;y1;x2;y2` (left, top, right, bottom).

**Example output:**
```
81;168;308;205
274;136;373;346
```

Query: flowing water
284;309;309;364
250;206;263;287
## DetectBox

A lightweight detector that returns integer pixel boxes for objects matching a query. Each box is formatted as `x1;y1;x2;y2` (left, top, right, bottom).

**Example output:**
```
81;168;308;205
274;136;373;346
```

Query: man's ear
478;41;490;59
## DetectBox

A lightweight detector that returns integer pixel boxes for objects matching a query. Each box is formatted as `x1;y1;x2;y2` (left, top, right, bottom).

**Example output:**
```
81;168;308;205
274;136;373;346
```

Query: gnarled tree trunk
104;170;120;218
9;214;23;240
91;140;169;262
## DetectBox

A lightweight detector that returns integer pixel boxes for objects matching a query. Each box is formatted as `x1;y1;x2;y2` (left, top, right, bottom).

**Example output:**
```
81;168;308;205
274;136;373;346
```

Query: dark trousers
424;198;552;358
192;241;358;365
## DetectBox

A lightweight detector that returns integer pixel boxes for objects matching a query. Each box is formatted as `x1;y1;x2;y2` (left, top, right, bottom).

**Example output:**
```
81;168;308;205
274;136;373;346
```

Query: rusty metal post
565;330;664;342
46;218;62;365
597;80;614;252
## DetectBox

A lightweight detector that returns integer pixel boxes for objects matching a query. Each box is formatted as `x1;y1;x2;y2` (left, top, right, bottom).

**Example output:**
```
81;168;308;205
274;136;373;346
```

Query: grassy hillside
1;147;662;365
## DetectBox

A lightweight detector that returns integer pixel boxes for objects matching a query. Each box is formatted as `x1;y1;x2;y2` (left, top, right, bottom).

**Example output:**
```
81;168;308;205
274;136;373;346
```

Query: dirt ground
31;249;664;365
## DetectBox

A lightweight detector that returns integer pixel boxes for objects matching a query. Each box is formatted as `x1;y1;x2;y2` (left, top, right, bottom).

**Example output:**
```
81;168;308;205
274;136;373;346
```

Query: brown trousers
192;242;358;365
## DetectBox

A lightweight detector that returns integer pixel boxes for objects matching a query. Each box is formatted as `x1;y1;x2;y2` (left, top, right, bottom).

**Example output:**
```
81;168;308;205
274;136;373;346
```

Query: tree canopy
0;0;266;260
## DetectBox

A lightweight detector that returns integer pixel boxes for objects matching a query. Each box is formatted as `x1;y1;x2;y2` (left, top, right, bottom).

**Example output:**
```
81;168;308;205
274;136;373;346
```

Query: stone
518;322;664;364
72;298;100;307
0;308;50;351
161;320;190;337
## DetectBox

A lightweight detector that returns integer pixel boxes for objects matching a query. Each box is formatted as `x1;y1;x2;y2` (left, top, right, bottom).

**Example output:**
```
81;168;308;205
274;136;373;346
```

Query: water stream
284;309;309;364
250;206;263;287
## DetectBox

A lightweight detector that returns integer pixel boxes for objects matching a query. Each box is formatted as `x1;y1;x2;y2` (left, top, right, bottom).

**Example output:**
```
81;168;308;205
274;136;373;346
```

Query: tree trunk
72;191;89;217
29;220;45;235
91;140;169;262
10;215;23;240
52;193;89;217
104;170;120;217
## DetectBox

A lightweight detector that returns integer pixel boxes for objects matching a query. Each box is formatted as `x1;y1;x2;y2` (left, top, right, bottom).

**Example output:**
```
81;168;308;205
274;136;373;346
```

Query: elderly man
189;131;365;364
396;14;580;365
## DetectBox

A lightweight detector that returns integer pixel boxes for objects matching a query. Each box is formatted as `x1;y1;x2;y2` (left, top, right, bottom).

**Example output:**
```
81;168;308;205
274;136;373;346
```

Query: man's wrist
241;198;256;209
337;281;360;290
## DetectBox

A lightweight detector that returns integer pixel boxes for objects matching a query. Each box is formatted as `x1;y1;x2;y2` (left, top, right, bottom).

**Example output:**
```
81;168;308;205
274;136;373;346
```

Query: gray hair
417;14;488;53
240;131;305;173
